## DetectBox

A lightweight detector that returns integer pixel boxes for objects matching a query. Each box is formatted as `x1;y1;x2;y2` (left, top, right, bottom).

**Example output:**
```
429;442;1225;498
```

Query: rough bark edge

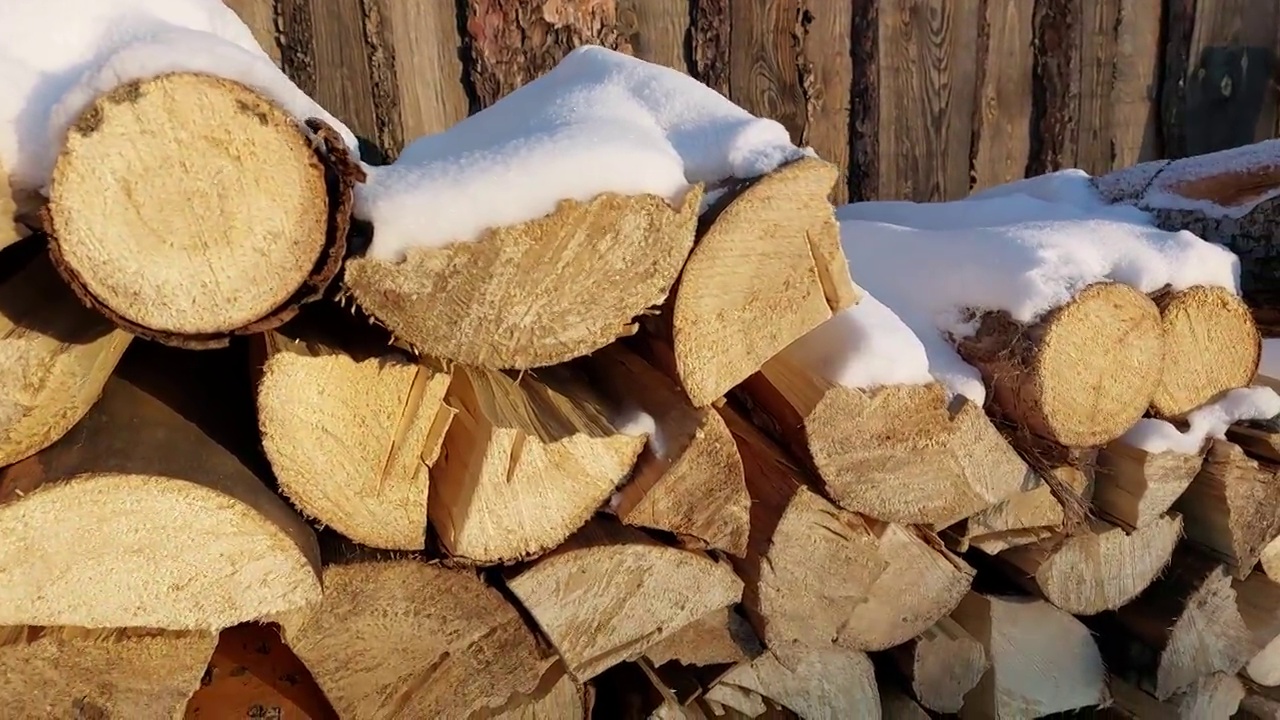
1159;0;1195;159
848;0;878;202
968;0;993;192
691;0;731;97
44;113;364;350
1027;0;1081;175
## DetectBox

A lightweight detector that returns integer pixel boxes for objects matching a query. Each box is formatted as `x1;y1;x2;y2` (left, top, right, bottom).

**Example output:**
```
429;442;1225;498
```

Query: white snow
1262;339;1280;381
833;177;1242;400
355;45;807;262
0;0;357;194
780;292;933;391
611;406;665;460
1121;386;1280;455
1140;139;1280;219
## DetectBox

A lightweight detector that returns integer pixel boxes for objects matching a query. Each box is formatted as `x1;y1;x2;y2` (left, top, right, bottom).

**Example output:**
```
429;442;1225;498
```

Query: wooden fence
224;0;1280;204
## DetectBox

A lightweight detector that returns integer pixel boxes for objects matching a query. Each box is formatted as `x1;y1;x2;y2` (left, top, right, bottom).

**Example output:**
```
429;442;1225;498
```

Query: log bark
1174;439;1280;579
740;356;1033;526
285;537;553;720
344;188;701;369
951;593;1109;718
0;246;131;466
45;74;361;348
184;622;336;719
1150;285;1261;418
716;402;887;660
255;313;454;551
886;617;988;714
429;366;647;563
837;523;975;652
996;513;1182;614
1241;571;1280;687
1092;546;1253;699
1094;439;1206;529
955;281;1164;447
0;626;216;719
0;346;321;630
1091;142;1280;305
580;344;749;556
503;518;743;682
709;646;880;719
654;156;860;406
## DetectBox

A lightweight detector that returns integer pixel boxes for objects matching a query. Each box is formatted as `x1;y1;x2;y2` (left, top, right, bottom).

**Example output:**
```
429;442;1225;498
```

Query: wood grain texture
1111;0;1164;166
970;0;1034;190
617;0;689;70
877;0;982;200
729;0;807;143
1162;0;1280;158
383;0;471;145
849;0;879;201
275;0;379;145
1028;0;1081;174
799;0;854;204
691;0;731;95
464;0;632;109
222;0;280;64
1075;0;1122;174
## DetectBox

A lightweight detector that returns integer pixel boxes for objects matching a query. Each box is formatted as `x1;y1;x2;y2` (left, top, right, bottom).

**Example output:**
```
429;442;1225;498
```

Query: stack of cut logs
3;69;1280;720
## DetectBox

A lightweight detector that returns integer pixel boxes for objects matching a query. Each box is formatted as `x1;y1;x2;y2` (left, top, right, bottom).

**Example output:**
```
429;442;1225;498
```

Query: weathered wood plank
728;0;807;143
1075;0;1122;174
877;0;982;200
617;0;689;71
970;0;1034;190
1028;0;1081;174
383;0;471;146
222;0;281;65
276;0;379;144
464;0;632;109
849;0;879;200
799;1;854;204
1163;0;1280;158
691;0;731;96
1111;0;1164;166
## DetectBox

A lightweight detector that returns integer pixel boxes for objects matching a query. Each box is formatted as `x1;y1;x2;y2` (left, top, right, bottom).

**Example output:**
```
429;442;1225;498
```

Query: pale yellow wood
1094;440;1206;529
712;646;879;719
384;0;470;142
643;606;761;669
957;462;1093;553
887;617;988;715
1174;438;1280;579
1151;285;1261;419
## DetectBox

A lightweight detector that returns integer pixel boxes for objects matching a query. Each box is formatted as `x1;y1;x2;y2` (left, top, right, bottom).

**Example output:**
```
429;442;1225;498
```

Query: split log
837;523;974;651
486;664;587;720
503;519;743;682
740;356;1032;526
1092;546;1252;699
1094;440;1206;529
1109;674;1246;719
955;281;1164;447
430;365;647;563
886;617;988;714
286;538;552;720
1240;571;1280;686
716;403;887;659
45;73;361;347
951;461;1094;554
1174;439;1280;579
0;246;131;466
643;606;761;670
255;313;454;551
879;687;931;720
344;185;700;369
654;156;859;406
0;348;321;630
184;622;336;719
951;593;1109;718
1091;141;1280;302
1150;285;1261;418
996;514;1182;614
709;646;880;719
0;626;216;719
580;344;749;555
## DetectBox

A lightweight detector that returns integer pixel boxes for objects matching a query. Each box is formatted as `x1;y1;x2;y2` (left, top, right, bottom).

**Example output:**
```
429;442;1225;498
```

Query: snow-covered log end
42;73;364;350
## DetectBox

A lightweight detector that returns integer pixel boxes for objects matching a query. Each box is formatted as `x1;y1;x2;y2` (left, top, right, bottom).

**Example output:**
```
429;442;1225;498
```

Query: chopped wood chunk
1094;440;1206;530
887;617;988;714
1175;439;1280;579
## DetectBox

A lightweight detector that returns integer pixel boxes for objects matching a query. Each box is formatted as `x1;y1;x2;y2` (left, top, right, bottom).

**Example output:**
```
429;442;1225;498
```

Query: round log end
345;188;701;369
1151;285;1261;418
0;475;322;630
47;73;331;337
1031;282;1164;446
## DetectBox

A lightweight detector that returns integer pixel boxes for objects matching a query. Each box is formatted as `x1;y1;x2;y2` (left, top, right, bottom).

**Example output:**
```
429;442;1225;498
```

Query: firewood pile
4;6;1280;719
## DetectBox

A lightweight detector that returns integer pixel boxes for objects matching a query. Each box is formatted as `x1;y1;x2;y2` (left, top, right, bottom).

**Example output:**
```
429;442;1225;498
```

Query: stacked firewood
4;31;1280;720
